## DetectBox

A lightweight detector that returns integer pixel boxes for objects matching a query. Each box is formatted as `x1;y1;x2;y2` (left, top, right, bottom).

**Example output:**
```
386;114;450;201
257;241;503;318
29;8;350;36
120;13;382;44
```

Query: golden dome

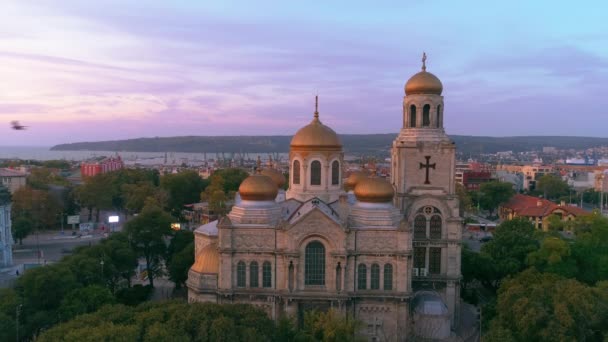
261;168;286;188
238;172;278;201
290;96;342;149
354;174;395;203
191;243;219;274
344;171;368;191
405;71;443;95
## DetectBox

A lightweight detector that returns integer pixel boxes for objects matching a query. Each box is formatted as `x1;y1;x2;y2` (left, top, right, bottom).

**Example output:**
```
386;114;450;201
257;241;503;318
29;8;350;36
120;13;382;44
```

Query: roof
503;194;591;217
0;168;26;177
195;220;218;236
190;243;219;274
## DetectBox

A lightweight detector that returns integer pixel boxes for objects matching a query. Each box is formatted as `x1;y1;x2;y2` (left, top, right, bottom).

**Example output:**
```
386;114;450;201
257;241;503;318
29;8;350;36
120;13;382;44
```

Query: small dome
354;175;394;203
261;168;286;188
344;171;368;191
239;172;278;201
290;97;342;149
191;243;219;274
405;71;443;95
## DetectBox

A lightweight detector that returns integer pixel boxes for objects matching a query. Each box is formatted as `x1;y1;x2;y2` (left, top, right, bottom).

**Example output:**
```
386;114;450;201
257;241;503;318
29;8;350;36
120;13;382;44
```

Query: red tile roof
502;194;591;218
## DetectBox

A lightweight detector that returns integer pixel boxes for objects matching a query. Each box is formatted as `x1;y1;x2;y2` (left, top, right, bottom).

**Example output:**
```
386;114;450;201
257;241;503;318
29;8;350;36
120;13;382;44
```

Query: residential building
499;194;591;231
0;168;27;194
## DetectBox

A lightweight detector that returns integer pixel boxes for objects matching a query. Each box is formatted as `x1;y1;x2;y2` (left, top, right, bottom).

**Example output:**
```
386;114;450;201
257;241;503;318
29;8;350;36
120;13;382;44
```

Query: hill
51;135;608;156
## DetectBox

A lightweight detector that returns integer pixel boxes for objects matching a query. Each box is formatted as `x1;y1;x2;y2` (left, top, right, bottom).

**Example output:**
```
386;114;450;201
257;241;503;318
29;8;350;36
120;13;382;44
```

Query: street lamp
100;259;105;280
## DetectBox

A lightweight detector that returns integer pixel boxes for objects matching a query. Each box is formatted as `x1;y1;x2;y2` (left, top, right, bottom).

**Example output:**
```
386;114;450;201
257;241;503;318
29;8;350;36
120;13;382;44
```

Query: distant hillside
51;135;608;155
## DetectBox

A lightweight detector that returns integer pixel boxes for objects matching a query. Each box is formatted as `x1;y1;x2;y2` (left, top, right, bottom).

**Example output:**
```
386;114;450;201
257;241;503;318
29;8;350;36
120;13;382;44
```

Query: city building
462;171;494;191
0;186;13;267
80;155;124;177
499;194;591;231
0;168;27;194
187;56;461;341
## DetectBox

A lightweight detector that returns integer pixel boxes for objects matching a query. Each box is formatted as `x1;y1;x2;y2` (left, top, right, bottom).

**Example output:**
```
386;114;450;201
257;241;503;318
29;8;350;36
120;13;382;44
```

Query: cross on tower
419;156;436;184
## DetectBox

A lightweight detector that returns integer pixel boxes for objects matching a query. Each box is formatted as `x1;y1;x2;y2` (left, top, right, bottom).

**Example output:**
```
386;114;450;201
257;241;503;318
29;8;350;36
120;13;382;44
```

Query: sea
0;146;291;166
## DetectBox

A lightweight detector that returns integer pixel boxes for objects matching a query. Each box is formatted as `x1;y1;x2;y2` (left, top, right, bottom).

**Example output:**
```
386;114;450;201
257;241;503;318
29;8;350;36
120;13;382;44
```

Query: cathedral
187;56;462;341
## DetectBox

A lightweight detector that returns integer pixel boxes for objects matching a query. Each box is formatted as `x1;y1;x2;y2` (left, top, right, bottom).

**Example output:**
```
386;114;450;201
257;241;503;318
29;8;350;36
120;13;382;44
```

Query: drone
11;121;27;130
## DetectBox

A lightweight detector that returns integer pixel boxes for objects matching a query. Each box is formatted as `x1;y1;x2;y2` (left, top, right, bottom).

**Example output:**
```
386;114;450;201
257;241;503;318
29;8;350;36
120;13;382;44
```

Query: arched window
358;264;367;290
262;261;272;288
430;215;442;239
414;215;427;239
250;261;259;287
423;104;430;126
237;261;246;287
436;105;441;128
305;241;325;286
331;160;340;185
293;160;300;185
409;105;417;127
383;264;393;290
371;264;380;290
310;161;321;186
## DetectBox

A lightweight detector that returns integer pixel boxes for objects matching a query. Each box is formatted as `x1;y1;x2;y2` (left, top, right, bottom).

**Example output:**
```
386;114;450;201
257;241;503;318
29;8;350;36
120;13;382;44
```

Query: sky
1;1;607;146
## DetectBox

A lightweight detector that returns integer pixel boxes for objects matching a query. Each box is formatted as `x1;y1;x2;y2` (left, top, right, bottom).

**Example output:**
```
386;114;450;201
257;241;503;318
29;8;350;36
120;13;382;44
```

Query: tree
12;216;33;245
300;308;363;342
570;213;608;285
479;181;514;217
121;182;158;215
455;183;474;216
11;186;62;230
167;242;194;289
166;230;195;289
160;170;208;217
209;168;249;193
124;202;173;287
58;285;115;321
486;269;606;341
39;302;276;342
535;174;569;200
526;236;577;278
479;218;538;290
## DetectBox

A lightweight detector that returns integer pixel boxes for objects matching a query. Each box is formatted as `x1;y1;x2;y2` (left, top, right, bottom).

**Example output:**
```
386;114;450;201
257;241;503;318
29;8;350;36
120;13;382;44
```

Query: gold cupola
354;172;395;203
290;96;342;150
190;243;219;274
344;170;368;191
405;52;443;95
261;156;286;188
238;158;278;201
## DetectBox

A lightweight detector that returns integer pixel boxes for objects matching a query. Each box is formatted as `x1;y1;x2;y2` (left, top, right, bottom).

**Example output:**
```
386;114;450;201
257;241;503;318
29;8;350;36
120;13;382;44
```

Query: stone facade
188;59;461;341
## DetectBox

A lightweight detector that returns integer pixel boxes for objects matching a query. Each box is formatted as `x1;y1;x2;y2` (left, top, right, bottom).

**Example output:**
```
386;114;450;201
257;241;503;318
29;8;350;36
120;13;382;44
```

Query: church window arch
305;241;325;286
437;105;442;128
409;105;417;127
237;261;246;287
331;160;340;185
414;215;427;239
357;264;367;290
383;264;393;290
371;263;380;290
262;261;272;288
293;160;301;185
423;104;431;126
250;261;259;287
310;160;321;186
430;215;442;239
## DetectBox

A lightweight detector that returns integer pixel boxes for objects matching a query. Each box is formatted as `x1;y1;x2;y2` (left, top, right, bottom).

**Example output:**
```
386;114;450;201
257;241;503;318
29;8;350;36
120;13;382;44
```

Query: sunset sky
1;1;607;146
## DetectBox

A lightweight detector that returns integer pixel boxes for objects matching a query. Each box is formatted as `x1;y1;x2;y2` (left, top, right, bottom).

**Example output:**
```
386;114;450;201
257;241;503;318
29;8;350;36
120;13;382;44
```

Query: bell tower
391;53;461;328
